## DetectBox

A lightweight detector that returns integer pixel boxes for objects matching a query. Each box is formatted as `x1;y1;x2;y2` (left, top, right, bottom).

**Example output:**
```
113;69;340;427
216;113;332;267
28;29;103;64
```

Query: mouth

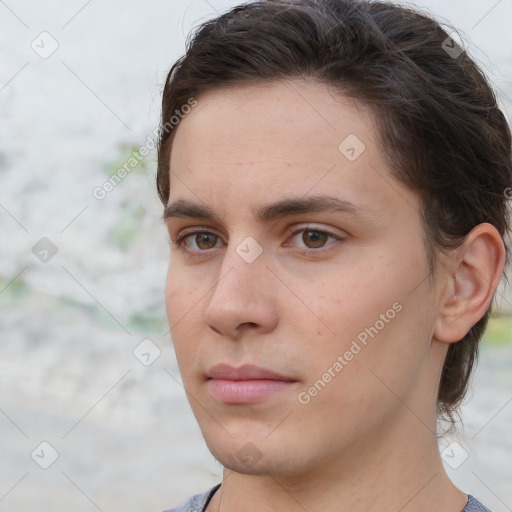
206;363;298;404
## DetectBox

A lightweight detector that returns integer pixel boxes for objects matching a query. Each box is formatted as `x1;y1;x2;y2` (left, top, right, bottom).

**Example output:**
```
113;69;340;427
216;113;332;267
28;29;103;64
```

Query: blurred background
1;1;511;511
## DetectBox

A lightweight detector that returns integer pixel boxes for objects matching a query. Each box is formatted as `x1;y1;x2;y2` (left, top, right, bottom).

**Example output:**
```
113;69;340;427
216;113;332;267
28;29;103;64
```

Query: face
165;80;442;478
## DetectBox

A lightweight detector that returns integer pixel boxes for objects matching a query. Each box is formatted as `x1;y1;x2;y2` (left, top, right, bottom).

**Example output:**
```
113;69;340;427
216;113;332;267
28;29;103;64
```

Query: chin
211;450;290;477
203;432;306;477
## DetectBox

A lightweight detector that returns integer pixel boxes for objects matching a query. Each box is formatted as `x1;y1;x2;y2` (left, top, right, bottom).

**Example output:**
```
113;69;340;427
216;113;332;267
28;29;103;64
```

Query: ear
434;223;506;344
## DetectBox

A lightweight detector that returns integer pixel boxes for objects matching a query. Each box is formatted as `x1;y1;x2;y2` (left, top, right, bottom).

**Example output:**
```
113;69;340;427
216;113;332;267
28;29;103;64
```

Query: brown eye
288;227;341;252
176;231;221;252
194;233;218;250
302;230;329;248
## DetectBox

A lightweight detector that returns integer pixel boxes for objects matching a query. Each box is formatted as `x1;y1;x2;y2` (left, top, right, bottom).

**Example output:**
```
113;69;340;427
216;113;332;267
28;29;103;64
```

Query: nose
203;242;279;339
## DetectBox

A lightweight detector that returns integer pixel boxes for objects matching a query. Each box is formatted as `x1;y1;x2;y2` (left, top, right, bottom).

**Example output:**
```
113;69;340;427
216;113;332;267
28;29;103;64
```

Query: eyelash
173;225;343;258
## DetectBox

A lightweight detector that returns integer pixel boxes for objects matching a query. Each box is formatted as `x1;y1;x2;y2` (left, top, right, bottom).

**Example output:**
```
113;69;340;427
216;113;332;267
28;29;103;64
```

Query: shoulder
462;495;492;512
162;484;221;512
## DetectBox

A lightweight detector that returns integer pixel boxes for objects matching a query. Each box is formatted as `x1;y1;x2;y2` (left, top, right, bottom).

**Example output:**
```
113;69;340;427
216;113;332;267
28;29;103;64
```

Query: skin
164;80;505;512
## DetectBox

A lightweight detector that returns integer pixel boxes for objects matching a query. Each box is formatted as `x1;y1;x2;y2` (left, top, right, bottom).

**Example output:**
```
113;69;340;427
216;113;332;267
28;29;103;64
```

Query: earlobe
434;223;506;344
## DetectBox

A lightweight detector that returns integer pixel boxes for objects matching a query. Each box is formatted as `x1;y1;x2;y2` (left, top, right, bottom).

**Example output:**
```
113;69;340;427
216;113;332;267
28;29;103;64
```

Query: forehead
168;80;417;221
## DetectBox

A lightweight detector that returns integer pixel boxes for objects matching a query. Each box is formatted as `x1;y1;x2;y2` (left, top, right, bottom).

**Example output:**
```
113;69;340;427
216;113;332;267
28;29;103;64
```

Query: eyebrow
163;195;374;224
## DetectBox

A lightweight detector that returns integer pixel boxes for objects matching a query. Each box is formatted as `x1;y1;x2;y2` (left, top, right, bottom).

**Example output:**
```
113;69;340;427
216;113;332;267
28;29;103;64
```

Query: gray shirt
162;485;491;512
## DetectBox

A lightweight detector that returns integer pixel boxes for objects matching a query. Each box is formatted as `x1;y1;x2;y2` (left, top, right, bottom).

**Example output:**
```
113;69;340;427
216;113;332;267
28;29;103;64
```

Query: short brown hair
157;0;512;423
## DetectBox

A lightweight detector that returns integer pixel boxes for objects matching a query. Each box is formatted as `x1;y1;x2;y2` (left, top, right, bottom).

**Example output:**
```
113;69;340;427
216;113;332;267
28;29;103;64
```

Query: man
157;1;511;510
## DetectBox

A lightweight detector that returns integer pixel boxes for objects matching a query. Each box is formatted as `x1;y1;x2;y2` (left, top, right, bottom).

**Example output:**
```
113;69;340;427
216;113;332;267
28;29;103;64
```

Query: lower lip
207;379;294;404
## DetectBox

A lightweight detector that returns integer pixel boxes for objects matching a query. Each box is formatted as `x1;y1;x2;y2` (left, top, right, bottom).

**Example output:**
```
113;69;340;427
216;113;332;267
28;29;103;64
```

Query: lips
207;363;293;381
206;363;297;404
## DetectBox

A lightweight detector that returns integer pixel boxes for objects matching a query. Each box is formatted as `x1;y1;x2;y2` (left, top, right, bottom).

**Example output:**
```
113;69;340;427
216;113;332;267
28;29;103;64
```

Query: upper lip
207;363;295;381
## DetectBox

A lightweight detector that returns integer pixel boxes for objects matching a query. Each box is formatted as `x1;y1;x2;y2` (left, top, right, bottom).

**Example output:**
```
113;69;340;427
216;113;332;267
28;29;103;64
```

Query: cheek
165;265;204;367
165;269;179;323
300;257;431;392
305;268;390;343
165;260;199;323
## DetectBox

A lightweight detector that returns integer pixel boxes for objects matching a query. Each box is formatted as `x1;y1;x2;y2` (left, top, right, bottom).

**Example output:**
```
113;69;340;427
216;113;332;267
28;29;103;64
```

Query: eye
173;225;343;257
298;230;329;248
289;227;341;250
175;231;222;252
